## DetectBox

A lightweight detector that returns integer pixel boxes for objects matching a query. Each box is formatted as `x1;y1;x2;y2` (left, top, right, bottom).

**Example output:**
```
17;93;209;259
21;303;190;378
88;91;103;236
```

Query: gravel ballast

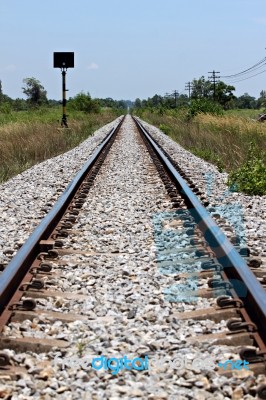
0;115;265;399
0;117;123;267
137;117;266;261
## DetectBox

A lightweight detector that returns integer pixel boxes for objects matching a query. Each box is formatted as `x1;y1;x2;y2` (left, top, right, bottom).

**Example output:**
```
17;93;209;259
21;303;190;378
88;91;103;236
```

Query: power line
226;68;266;83
223;63;266;80
221;57;266;79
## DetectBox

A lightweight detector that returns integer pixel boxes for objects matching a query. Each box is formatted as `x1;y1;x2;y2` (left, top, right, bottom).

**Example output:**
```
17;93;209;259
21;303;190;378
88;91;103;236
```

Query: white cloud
253;17;266;25
88;62;99;70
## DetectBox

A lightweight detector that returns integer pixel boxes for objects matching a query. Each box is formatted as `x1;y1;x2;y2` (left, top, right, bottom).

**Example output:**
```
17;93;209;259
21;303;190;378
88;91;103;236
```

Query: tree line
0;77;130;113
134;76;266;111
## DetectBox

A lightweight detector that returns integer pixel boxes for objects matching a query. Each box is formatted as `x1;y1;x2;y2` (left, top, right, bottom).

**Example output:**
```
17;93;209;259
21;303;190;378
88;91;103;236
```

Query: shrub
0;102;12;114
187;99;224;119
228;142;266;195
68;92;100;113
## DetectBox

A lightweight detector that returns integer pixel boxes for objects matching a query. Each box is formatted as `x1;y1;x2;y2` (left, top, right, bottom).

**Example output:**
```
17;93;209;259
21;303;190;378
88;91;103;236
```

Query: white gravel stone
0;115;264;398
0;116;123;266
137;117;266;260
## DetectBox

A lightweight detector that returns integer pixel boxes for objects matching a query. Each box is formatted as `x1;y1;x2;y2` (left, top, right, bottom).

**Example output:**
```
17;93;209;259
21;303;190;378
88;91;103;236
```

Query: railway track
0;115;265;399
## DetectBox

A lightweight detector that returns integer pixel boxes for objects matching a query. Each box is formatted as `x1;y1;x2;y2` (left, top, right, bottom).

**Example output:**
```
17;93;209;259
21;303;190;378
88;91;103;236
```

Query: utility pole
172;90;178;107
208;70;220;100
164;93;172;107
185;82;192;99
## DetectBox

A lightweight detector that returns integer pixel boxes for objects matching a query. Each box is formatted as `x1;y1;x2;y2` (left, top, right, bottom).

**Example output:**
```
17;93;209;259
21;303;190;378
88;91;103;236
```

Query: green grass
226;109;263;119
0;106;97;125
189;147;225;172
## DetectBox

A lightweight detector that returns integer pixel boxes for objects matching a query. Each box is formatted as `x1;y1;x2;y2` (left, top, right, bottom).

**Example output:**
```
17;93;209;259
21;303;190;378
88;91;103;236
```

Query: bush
228;142;266;195
0;102;12;114
68;92;100;113
186;99;224;119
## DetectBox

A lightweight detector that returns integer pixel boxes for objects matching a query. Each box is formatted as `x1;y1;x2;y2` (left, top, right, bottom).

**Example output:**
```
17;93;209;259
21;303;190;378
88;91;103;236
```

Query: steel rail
133;116;266;341
0;117;124;315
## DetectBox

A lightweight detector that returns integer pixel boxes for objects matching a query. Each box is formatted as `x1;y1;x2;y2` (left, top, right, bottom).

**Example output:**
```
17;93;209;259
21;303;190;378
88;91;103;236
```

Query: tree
190;77;235;109
13;98;27;111
236;93;256;109
162;93;189;108
97;97;116;108
177;94;189;107
191;76;212;99
68;92;100;113
116;100;127;109
22;77;48;106
257;90;266;109
163;93;174;108
0;80;2;102
149;94;164;107
0;81;13;112
134;98;142;108
214;82;236;109
96;97;128;110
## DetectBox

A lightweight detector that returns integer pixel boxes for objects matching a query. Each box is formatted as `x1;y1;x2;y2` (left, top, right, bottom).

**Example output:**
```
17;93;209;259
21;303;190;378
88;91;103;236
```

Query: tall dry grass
139;111;266;171
0;110;120;183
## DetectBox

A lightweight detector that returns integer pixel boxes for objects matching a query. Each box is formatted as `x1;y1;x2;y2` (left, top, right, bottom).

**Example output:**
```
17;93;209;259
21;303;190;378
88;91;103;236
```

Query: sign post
53;52;74;128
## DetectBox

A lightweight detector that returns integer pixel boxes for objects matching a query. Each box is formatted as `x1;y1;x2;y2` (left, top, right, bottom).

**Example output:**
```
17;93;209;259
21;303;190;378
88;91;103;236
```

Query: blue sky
1;0;266;101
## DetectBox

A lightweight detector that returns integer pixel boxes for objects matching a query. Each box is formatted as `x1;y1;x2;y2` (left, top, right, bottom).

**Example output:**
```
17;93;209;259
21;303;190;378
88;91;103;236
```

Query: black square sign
53;52;74;68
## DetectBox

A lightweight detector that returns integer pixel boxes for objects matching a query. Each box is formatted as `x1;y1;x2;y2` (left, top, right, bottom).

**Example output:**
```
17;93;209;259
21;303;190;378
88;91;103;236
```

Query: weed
228;142;266;195
76;341;87;358
159;124;171;135
76;336;100;358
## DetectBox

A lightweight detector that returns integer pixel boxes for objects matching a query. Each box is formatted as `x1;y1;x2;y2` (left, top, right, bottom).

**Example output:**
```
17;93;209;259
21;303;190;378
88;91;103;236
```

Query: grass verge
136;109;266;195
0;108;121;183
